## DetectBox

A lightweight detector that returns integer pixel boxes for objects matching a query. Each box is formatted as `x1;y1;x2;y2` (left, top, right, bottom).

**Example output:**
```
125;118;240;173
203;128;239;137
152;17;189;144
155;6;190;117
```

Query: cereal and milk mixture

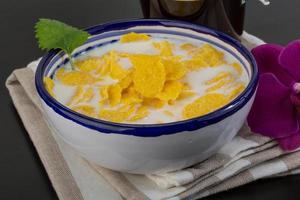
44;32;249;124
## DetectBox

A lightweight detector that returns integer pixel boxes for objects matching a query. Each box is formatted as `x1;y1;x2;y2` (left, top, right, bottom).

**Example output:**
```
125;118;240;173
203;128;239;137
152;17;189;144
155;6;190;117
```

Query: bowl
35;19;258;174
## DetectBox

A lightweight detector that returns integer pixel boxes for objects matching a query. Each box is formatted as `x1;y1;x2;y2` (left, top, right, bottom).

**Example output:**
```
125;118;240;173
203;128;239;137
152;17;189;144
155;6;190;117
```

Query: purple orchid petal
247;73;299;138
290;94;300;107
279;40;300;82
251;44;295;87
278;131;300;151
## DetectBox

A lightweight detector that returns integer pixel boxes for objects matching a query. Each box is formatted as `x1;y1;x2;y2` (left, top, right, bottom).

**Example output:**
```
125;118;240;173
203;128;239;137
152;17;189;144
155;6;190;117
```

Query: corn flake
67;86;84;106
206;76;235;92
67;86;94;106
200;44;224;67
96;55;111;76
205;72;232;85
119;75;132;89
56;68;66;80
81;87;95;102
120;32;151;43
121;85;142;105
162;58;187;80
75;57;103;72
183;58;208;70
108;84;122;106
156;81;183;101
182;93;229;119
111;64;128;80
227;83;246;100
98;105;135;122
180;43;197;51
153;41;174;57
72;105;96;117
131;55;166;98
143;98;165;108
58;71;95;86
129;106;149;122
177;91;196;101
51;35;244;124
232;62;243;75
187;44;225;69
44;77;55;97
99;85;109;105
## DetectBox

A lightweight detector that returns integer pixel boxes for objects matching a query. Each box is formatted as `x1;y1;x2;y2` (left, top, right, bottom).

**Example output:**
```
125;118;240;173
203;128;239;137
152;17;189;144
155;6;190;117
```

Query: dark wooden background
1;0;300;199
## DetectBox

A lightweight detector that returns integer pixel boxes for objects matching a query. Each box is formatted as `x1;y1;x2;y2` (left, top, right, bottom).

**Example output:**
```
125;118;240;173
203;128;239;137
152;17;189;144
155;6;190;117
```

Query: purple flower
248;40;300;151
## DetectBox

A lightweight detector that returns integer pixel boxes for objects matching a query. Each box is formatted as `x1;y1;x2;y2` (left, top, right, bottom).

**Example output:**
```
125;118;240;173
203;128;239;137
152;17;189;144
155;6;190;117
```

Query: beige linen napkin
6;32;300;200
6;68;84;200
7;65;300;200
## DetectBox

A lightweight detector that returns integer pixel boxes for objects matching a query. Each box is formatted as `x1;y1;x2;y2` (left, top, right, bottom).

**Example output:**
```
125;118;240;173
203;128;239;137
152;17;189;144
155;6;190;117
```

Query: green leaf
35;18;90;56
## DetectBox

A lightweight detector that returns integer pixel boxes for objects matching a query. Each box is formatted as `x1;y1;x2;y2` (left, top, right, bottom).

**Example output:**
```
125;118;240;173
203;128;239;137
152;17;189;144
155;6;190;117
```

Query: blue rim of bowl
35;19;258;137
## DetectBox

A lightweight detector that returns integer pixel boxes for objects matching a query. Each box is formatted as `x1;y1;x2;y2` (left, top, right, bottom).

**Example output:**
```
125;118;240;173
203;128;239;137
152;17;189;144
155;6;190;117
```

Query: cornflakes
120;32;151;43
182;93;229;119
180;43;197;51
75;57;103;72
44;77;55;97
153;41;174;56
96;51;129;80
121;85;142;105
186;44;225;69
129;106;149;122
199;44;225;67
108;52;128;80
99;85;109;105
69;86;94;106
143;98;165;108
162;58;187;80
131;55;166;98
232;62;243;75
227;83;246;100
205;72;232;85
68;86;84;106
58;71;95;86
96;55;111;76
206;76;235;92
107;84;122;106
119;75;132;89
56;68;66;80
98;105;135;122
177;91;196;101
72;105;96;117
81;87;95;102
183;58;208;70
47;33;248;124
110;63;128;80
156;81;183;101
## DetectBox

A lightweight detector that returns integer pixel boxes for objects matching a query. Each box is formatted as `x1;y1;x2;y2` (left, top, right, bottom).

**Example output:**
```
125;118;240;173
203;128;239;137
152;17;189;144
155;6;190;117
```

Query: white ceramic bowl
35;19;258;174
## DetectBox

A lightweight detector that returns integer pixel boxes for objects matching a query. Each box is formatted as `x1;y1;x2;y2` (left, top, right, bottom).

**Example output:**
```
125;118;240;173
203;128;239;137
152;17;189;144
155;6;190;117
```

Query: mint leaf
35;18;90;56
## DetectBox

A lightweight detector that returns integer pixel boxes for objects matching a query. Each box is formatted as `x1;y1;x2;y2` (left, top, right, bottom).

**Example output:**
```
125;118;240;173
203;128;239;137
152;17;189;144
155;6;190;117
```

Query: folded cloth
6;32;300;200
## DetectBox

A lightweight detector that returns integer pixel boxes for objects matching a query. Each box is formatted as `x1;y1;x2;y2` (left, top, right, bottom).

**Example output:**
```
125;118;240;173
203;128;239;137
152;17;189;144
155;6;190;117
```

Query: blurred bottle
140;0;246;40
